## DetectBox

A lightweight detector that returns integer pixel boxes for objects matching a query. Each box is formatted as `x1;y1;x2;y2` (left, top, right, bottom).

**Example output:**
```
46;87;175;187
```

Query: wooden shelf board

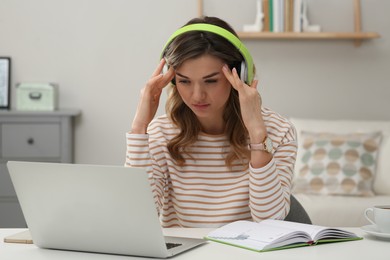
237;32;380;40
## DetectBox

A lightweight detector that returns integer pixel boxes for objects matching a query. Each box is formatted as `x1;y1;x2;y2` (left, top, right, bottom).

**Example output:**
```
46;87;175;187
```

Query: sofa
289;118;390;227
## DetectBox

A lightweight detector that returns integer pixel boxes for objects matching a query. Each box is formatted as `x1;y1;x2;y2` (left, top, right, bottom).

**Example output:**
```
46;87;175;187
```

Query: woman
125;16;297;228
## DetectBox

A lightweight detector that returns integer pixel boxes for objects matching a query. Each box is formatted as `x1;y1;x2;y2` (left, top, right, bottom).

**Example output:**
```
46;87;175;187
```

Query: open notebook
206;219;362;252
7;161;205;258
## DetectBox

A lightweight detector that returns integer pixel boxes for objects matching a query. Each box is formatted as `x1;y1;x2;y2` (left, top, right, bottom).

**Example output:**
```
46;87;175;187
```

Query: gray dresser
0;110;80;227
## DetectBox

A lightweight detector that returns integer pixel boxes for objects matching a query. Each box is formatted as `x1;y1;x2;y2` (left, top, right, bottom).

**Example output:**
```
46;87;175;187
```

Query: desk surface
1;227;389;260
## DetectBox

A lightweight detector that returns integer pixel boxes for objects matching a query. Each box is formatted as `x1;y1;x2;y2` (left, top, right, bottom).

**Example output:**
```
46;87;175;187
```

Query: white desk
1;227;389;260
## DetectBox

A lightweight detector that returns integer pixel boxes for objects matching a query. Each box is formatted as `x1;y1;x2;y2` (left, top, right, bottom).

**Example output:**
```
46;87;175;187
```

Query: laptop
7;161;206;258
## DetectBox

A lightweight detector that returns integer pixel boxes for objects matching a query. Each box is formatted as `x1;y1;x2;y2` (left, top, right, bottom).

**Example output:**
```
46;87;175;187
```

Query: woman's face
175;54;231;127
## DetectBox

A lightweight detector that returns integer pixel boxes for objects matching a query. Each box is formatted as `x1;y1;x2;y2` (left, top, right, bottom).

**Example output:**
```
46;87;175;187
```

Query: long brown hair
164;16;252;167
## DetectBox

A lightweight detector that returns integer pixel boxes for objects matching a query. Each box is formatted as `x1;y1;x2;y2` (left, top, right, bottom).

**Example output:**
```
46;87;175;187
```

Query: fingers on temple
222;65;240;90
161;67;175;87
231;67;244;90
152;58;166;77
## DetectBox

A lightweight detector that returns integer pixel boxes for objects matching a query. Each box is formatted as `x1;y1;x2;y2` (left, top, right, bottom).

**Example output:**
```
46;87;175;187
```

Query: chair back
284;195;312;224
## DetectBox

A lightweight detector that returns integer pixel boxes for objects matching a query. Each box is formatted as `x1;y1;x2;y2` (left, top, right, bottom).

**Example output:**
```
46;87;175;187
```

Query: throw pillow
292;131;382;196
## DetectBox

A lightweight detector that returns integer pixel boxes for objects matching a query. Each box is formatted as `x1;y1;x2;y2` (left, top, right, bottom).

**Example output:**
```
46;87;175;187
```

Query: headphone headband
161;23;254;84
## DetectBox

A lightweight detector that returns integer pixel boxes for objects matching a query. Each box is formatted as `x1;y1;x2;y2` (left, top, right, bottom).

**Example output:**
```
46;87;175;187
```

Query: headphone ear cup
240;61;248;83
229;62;241;80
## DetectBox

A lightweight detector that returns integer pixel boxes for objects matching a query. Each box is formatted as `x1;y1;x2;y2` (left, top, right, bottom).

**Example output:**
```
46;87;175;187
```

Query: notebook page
207;220;309;250
261;219;327;240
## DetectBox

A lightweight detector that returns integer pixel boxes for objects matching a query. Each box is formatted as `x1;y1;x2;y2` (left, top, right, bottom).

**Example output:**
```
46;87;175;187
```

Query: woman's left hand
222;65;266;142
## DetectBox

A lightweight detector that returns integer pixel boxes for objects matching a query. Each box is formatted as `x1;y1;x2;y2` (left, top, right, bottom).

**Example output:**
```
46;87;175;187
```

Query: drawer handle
29;92;42;100
27;138;34;145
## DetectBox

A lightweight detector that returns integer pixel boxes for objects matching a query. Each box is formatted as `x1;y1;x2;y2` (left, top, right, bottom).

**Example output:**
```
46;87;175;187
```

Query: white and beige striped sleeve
125;133;151;167
248;119;297;222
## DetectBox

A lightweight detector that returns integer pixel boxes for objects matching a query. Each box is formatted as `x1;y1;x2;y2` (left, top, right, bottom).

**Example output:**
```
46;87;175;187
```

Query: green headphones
161;23;254;84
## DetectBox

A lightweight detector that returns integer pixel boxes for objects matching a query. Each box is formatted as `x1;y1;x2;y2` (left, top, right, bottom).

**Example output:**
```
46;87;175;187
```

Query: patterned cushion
292;131;382;196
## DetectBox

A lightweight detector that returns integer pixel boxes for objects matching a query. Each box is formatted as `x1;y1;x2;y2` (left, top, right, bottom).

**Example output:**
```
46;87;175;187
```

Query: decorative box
16;83;58;111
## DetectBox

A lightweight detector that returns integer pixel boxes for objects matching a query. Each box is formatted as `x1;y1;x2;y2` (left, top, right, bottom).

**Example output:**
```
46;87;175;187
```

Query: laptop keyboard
166;243;182;250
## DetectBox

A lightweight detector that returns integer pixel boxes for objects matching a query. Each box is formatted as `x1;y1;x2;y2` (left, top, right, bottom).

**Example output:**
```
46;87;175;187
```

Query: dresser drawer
1;124;60;158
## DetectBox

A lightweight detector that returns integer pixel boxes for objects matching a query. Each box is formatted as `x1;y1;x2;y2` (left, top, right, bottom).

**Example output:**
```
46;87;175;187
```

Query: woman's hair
164;16;252;168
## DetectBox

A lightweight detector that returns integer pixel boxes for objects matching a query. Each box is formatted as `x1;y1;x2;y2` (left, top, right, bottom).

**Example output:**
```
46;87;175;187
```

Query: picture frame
0;57;11;109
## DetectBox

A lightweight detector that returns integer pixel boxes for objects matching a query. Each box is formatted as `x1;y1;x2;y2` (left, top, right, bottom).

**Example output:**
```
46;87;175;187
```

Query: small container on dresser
0;109;80;227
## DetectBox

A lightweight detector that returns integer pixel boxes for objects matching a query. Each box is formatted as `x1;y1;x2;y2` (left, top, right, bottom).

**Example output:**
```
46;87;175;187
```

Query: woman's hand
131;59;175;134
222;65;266;143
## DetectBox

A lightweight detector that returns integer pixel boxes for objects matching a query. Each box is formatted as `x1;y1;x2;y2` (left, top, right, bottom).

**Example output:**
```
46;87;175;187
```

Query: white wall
0;0;389;165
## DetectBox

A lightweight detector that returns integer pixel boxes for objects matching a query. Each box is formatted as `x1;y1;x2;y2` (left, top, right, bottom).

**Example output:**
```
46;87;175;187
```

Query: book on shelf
269;0;295;33
273;0;284;32
284;0;294;32
268;0;274;31
293;0;303;32
205;219;362;252
263;0;270;31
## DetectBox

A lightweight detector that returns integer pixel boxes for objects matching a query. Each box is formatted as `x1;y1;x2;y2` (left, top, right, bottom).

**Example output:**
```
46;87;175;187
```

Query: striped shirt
125;107;297;228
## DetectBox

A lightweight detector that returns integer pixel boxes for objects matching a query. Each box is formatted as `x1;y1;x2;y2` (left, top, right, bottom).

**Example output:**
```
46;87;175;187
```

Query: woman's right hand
131;59;175;134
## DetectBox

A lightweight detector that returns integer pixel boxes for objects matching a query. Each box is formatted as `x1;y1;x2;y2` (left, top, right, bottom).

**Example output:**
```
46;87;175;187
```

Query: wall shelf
237;31;380;40
197;0;381;47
